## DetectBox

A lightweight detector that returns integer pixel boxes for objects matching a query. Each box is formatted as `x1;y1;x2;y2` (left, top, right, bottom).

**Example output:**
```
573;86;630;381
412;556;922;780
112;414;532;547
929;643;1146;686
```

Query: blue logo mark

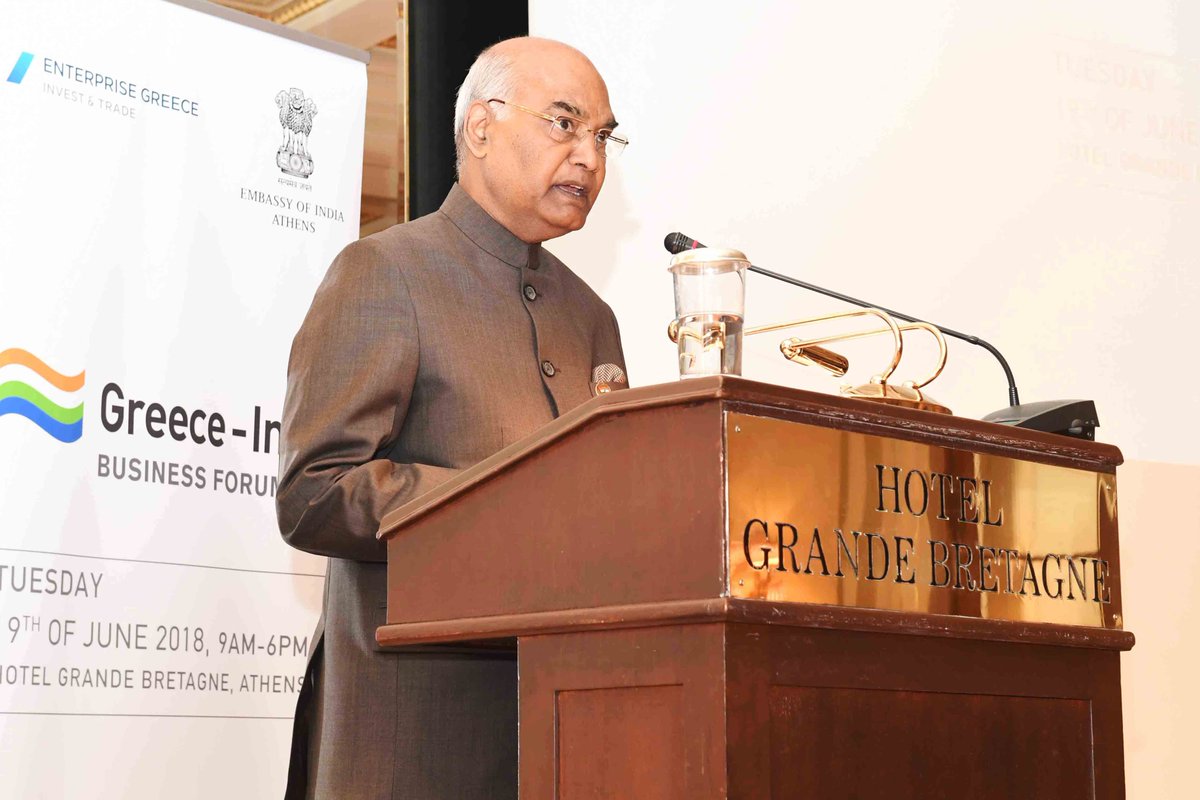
7;52;34;85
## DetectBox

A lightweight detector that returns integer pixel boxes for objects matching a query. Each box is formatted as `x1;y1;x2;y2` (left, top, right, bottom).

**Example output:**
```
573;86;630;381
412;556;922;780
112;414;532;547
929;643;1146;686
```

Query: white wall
531;1;1200;794
535;0;1199;465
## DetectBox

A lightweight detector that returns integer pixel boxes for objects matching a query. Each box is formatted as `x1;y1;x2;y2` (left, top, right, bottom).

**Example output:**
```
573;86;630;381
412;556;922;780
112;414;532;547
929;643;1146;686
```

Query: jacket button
541;360;556;377
523;284;538;301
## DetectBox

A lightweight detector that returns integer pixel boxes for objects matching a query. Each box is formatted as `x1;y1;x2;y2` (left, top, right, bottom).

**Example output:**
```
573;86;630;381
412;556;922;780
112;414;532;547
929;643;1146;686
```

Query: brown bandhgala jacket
277;184;626;799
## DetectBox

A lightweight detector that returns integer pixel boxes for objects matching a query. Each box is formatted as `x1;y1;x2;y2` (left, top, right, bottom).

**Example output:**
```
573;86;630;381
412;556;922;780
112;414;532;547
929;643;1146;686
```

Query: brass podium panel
726;411;1121;629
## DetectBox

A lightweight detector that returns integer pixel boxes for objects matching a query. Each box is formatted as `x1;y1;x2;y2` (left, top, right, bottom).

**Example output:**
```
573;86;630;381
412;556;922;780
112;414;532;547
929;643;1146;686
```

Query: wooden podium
377;377;1131;799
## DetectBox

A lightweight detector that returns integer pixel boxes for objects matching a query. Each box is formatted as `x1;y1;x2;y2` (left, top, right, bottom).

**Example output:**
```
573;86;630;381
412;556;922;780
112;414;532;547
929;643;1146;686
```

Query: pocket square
590;363;628;396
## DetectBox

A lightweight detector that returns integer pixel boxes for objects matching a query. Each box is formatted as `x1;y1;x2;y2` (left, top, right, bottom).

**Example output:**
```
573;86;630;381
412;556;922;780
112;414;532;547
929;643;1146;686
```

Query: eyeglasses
487;98;628;159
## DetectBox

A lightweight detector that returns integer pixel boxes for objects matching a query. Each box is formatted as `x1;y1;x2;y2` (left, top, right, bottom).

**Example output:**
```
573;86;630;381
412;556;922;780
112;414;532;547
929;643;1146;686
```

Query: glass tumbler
668;247;749;378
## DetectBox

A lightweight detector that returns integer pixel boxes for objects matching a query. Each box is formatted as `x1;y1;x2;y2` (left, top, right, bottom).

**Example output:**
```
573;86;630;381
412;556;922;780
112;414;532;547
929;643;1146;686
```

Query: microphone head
664;232;703;254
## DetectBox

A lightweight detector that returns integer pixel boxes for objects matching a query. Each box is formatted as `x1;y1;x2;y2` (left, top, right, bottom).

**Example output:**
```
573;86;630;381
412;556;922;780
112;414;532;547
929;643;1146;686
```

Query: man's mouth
554;183;589;199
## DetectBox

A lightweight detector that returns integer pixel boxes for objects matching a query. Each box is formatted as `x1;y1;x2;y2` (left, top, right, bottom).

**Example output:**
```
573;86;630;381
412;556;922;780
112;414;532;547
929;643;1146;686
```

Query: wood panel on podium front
377;376;1131;799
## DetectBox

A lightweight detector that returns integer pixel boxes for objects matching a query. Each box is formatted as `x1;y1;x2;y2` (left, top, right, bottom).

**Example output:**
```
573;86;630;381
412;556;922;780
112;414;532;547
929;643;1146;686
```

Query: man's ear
463;101;492;159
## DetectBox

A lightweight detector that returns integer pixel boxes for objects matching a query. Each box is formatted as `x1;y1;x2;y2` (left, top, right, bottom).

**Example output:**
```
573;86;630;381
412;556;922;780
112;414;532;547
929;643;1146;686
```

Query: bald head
454;37;619;243
490;36;598;71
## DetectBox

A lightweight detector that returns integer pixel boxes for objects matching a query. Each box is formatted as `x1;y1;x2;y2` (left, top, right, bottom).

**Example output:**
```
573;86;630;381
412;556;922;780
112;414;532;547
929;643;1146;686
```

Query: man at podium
275;37;627;800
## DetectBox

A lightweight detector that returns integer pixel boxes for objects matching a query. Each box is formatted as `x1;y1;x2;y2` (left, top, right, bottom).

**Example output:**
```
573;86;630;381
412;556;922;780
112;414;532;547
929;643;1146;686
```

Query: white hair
454;45;516;178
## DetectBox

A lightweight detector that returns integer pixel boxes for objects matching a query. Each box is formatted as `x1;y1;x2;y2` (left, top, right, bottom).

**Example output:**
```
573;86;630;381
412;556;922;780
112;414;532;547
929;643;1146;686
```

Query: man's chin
539;208;589;237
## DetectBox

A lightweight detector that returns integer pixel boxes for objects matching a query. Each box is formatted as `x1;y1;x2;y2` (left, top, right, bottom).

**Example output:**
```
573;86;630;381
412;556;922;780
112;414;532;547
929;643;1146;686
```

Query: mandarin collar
439;183;541;270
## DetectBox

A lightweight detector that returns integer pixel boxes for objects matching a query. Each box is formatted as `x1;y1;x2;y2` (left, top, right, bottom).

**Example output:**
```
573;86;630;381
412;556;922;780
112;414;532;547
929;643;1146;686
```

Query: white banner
0;1;365;796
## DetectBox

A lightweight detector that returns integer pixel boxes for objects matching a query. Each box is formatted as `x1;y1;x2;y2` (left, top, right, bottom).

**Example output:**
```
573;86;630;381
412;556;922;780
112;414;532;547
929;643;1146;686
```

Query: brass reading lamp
746;310;951;414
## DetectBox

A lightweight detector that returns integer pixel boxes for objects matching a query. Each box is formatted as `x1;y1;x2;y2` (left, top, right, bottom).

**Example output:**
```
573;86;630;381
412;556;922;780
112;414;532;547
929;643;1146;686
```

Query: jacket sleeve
598;304;629;385
275;237;458;563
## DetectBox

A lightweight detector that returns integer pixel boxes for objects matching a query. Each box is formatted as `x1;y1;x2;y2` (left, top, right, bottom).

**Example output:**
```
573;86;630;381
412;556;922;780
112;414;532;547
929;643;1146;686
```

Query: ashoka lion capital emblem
275;88;317;178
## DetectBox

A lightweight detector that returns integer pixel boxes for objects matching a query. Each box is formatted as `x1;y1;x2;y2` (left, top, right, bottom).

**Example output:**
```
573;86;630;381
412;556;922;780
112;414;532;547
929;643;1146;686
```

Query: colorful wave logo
0;348;85;443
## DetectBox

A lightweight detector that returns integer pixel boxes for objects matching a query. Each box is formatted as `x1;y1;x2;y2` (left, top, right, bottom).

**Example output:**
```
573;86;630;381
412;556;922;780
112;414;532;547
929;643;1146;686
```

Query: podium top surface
379;376;1122;540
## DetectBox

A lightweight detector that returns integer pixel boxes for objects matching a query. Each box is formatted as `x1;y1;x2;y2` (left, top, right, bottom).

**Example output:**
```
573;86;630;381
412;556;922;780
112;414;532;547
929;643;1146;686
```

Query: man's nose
569;134;601;172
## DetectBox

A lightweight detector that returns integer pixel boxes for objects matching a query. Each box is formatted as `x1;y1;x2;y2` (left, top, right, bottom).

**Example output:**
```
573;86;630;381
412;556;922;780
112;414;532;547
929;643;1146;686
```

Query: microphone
663;231;1022;408
663;231;703;255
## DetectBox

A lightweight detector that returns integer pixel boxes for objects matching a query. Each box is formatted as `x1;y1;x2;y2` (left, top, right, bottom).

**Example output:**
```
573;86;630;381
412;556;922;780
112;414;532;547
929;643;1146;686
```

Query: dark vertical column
407;0;528;220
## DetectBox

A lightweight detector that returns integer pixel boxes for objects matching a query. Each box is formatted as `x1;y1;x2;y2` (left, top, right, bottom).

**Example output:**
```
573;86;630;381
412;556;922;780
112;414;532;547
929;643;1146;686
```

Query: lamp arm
745;308;904;383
